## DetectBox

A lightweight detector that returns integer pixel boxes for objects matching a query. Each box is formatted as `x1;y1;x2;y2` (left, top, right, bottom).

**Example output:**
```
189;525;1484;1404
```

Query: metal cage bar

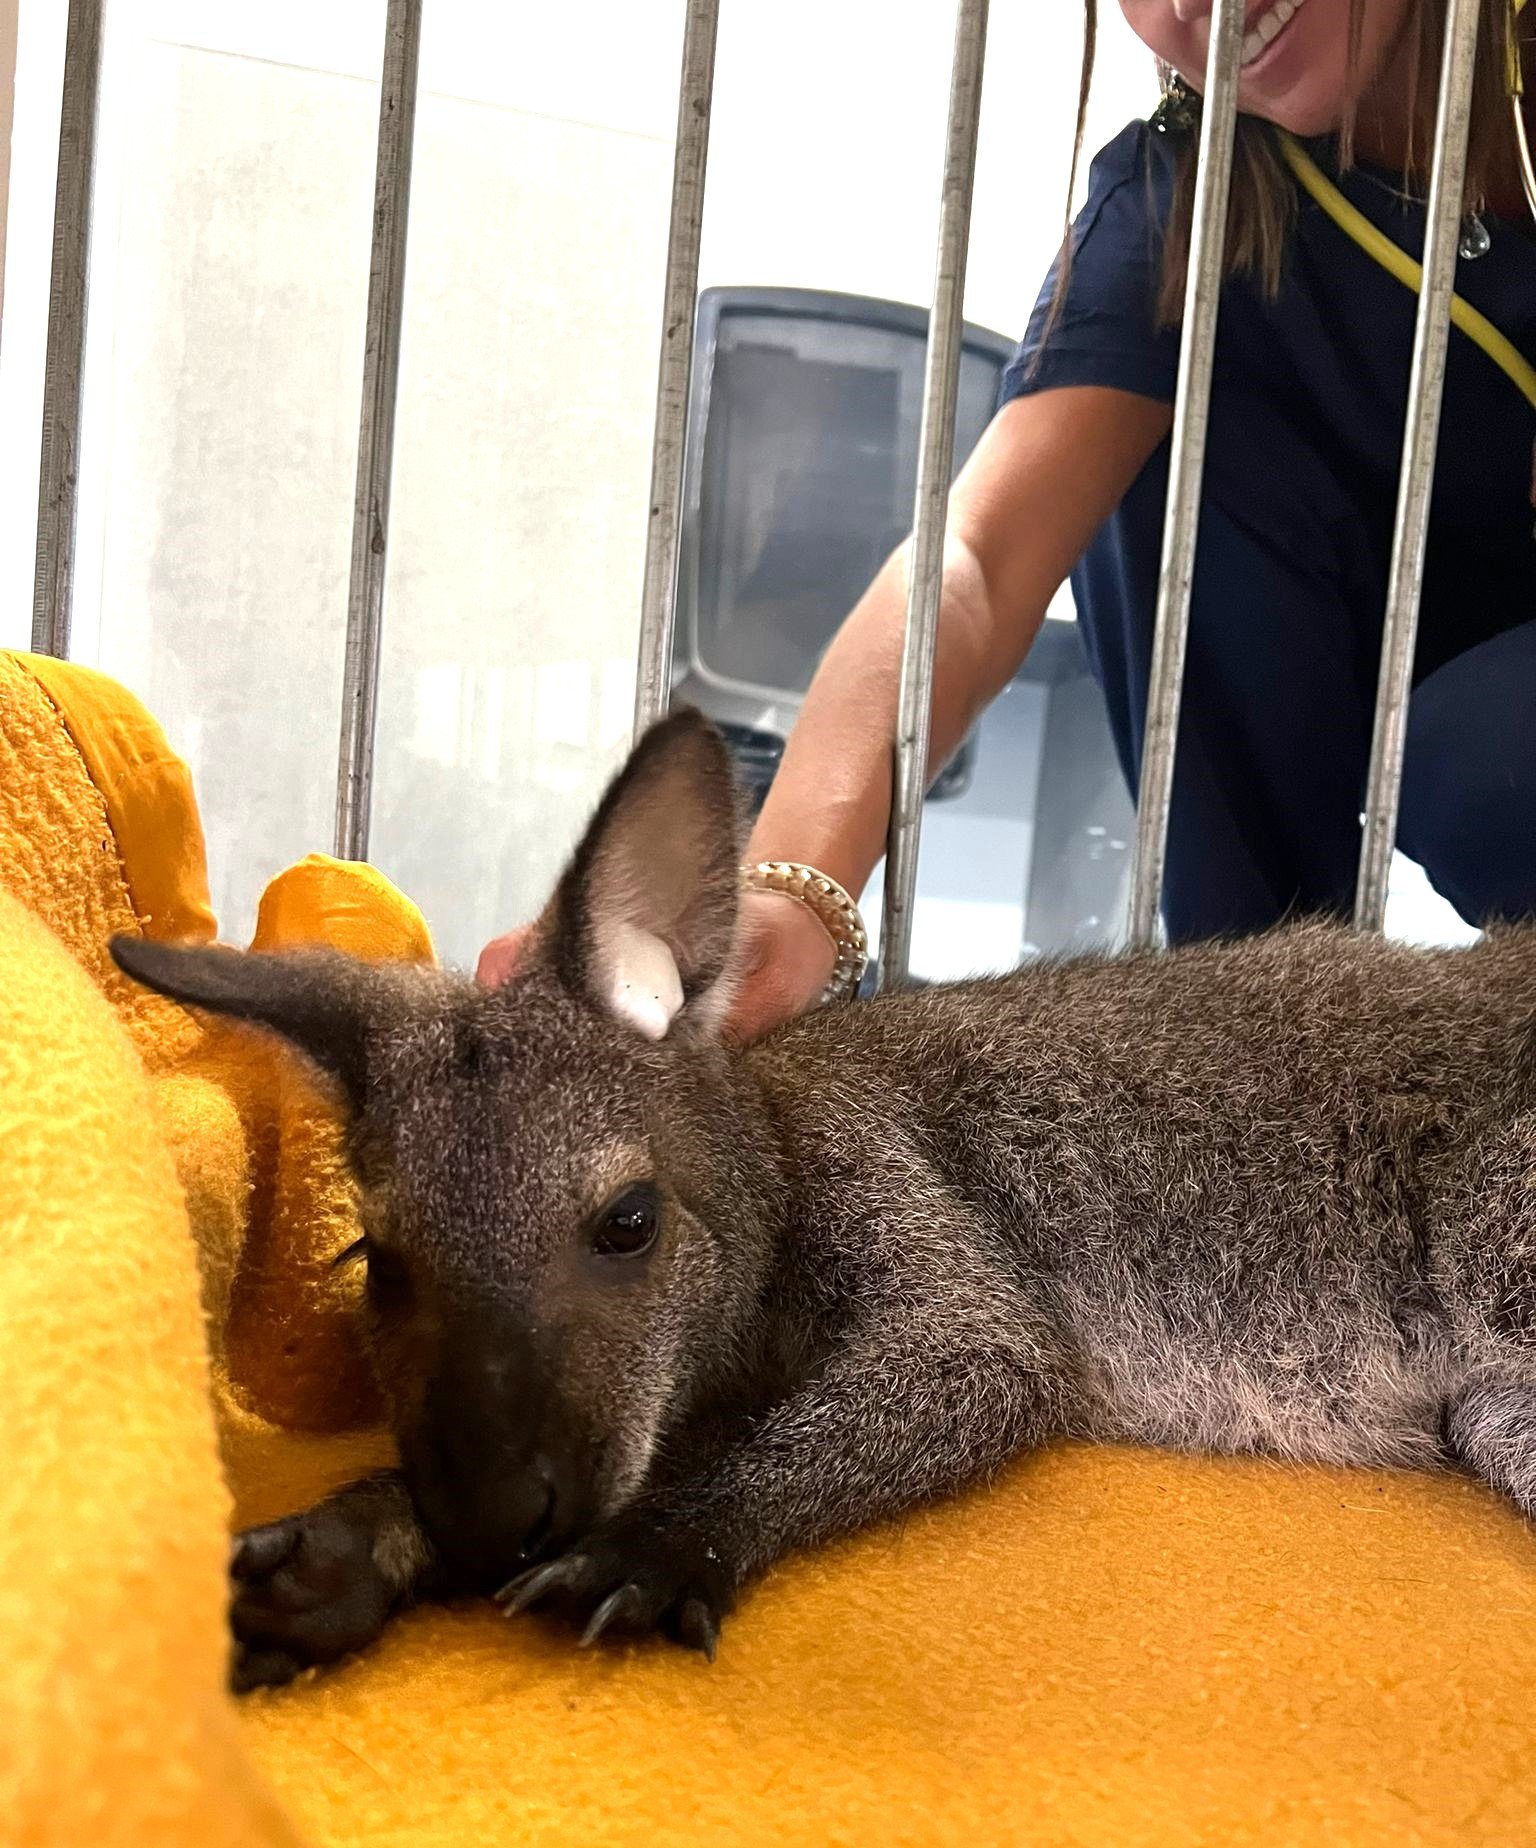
1124;0;1245;949
632;0;721;741
1352;0;1483;932
334;0;424;862
32;0;105;660
877;0;990;991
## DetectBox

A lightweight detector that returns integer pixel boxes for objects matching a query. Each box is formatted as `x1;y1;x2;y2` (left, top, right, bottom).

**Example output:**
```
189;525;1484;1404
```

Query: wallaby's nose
413;1440;558;1583
404;1336;582;1583
408;1406;574;1582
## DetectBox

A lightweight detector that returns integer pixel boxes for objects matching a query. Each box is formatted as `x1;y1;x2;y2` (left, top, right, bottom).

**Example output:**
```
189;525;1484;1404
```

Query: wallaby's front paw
493;1515;734;1659
228;1503;399;1692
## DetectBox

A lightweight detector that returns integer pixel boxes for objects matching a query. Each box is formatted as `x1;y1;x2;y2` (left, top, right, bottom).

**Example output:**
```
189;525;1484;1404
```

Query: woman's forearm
741;388;1173;905
744;533;1030;901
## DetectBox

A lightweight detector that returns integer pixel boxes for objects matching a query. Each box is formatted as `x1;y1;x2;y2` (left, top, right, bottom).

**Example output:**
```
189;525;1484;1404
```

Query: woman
484;0;1536;1040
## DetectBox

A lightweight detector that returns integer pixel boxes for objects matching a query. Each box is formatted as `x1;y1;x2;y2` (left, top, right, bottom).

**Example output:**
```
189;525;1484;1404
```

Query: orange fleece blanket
1;647;1532;1847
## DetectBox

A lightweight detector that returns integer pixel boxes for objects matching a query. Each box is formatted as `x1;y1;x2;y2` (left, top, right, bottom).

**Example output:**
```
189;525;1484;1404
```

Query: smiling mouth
1242;0;1308;68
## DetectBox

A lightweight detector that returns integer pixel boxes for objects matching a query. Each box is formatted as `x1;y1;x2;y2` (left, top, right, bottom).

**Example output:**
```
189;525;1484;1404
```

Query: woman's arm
728;385;1172;1040
478;385;1172;1028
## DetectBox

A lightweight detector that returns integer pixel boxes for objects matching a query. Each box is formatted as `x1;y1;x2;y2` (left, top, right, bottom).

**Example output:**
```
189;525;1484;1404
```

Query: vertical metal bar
877;0;989;991
632;0;720;740
1353;0;1482;931
1124;0;1245;949
31;0;105;659
335;0;423;861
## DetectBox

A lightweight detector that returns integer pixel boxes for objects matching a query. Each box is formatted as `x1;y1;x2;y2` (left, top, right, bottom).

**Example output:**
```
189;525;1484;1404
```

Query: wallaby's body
112;715;1536;1690
759;930;1533;1479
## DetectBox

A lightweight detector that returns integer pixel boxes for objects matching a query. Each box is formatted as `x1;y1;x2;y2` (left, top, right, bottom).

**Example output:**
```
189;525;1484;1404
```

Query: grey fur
110;710;1536;1685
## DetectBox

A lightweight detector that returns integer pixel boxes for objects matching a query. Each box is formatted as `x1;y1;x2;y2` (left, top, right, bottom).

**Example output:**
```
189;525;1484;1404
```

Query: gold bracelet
741;860;869;1007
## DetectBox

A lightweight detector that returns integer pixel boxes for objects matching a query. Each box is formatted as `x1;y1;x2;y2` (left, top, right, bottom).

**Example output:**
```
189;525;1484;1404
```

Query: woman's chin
1244;90;1344;140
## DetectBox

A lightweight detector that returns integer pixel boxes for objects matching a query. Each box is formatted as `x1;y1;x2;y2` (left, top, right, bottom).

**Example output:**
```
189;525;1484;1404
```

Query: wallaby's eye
331;1234;410;1302
364;1241;411;1303
590;1184;660;1259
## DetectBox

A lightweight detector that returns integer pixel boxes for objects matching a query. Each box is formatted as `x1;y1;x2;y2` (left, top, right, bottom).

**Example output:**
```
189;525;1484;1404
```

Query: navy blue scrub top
998;120;1536;939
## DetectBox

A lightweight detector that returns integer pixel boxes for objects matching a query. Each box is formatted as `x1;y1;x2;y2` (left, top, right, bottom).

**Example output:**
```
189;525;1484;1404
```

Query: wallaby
112;710;1536;1692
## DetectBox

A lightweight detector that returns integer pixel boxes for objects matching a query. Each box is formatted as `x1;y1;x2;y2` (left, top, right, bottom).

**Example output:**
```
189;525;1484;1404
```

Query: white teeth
1242;0;1305;66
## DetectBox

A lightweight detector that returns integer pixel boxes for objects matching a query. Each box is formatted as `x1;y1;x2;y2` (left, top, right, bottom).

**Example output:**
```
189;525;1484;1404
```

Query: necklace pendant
1459;212;1492;260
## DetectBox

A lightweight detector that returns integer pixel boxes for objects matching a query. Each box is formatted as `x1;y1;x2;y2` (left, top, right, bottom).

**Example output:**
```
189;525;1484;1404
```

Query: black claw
493;1561;547;1607
495;1556;581;1616
231;1522;299;1582
677;1597;719;1663
579;1584;643;1648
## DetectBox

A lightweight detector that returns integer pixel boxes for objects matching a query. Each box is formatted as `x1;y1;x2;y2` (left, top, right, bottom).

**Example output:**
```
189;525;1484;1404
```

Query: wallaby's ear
109;937;378;1104
550;708;742;1040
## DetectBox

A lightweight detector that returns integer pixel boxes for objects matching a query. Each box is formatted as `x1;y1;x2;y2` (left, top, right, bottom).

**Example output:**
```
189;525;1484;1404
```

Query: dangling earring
1150;63;1202;137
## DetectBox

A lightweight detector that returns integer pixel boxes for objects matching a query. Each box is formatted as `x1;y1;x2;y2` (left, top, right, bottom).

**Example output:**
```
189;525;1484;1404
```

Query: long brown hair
1055;0;1523;334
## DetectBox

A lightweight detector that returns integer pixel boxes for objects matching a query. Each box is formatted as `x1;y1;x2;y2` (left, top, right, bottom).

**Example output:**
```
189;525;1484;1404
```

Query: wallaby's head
112;711;777;1583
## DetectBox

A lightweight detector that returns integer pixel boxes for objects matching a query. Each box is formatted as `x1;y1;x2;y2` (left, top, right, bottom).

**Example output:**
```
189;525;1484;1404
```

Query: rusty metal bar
1353;0;1482;931
32;0;105;659
1124;0;1245;948
877;0;989;990
632;0;721;739
335;0;423;861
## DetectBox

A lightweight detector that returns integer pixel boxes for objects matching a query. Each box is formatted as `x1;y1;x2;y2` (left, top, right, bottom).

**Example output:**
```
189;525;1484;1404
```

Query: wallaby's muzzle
401;1320;592;1585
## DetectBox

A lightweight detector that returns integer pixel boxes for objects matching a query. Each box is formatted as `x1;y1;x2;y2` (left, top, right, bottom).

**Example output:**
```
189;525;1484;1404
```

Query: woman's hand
475;890;835;1048
476;925;534;988
721;890;837;1046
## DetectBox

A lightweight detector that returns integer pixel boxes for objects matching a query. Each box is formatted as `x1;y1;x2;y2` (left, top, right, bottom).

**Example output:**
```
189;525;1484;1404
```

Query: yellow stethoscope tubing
1272;0;1536;412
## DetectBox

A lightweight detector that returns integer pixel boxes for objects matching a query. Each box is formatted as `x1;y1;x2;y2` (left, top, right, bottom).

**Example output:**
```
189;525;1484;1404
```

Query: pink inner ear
556;710;742;1028
598;921;685;1041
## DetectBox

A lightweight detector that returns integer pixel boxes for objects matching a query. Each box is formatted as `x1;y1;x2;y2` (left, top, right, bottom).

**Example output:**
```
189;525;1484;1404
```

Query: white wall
699;3;1149;334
